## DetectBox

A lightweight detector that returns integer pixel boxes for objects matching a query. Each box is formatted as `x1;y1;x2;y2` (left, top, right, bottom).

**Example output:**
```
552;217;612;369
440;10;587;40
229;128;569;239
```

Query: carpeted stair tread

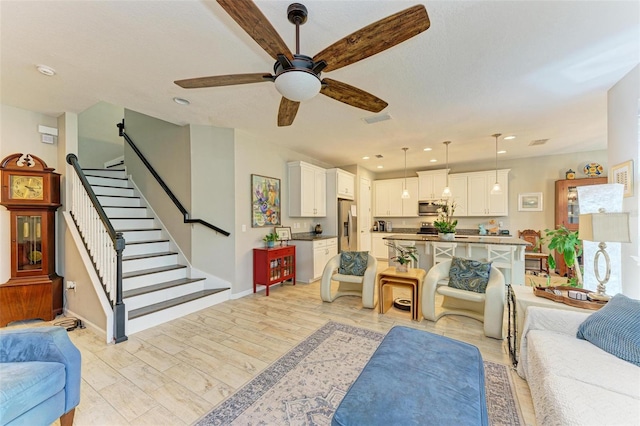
123;277;205;299
122;264;186;279
128;288;229;320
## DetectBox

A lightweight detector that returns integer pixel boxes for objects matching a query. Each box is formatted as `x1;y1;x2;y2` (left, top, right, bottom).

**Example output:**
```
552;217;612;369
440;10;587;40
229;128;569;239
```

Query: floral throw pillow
338;251;369;276
448;257;492;293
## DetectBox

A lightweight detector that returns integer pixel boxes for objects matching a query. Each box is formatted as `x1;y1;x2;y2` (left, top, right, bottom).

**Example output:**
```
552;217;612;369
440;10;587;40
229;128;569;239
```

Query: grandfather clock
0;153;62;326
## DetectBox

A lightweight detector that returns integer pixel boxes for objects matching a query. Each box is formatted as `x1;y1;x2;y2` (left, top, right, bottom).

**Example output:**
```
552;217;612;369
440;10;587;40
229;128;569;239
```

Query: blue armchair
0;327;81;426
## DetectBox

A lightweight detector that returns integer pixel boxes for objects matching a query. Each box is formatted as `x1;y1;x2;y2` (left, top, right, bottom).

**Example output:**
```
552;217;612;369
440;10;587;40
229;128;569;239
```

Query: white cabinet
466;170;509;216
327;168;355;200
291;238;338;283
288;161;326;217
373;177;418;217
417;170;448;200
371;233;391;259
449;174;468;216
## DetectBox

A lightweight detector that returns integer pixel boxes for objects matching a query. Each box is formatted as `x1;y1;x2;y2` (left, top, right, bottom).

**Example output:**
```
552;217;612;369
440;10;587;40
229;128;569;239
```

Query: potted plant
433;201;457;241
543;226;583;287
385;241;418;272
263;232;279;248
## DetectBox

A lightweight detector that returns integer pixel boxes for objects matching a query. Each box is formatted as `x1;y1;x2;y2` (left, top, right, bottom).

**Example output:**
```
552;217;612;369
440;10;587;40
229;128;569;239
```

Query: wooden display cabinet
253;246;296;296
554;177;607;276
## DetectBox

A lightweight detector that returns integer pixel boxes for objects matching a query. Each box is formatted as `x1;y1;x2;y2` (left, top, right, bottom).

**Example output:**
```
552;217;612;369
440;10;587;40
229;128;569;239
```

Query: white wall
189;124;236;283
608;65;640;299
78;102;124;168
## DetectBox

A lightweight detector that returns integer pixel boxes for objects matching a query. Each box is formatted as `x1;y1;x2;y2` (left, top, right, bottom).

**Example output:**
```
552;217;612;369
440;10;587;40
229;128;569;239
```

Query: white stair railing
66;153;128;343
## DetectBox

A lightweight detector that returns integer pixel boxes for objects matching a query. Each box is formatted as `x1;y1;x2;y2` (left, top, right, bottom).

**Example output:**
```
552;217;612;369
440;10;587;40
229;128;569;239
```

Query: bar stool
432;242;457;265
485;244;515;284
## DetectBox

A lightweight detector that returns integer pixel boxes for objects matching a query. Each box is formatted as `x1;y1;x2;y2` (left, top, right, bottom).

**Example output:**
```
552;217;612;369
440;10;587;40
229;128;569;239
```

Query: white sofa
517;306;640;425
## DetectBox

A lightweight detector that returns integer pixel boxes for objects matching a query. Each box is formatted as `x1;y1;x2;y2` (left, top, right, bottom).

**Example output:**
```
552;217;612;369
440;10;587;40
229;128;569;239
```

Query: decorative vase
438;232;455;241
267;241;275;248
396;263;408;273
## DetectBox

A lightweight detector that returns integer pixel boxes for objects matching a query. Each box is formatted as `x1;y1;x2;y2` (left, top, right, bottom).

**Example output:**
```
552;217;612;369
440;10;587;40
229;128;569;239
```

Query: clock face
10;175;44;200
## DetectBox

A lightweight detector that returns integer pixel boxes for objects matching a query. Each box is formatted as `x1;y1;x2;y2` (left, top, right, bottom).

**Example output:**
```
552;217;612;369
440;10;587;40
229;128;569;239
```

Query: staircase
81;167;230;335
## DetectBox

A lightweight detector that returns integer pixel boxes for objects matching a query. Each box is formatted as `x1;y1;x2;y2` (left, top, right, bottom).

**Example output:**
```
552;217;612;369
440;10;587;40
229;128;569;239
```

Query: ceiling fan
174;1;430;127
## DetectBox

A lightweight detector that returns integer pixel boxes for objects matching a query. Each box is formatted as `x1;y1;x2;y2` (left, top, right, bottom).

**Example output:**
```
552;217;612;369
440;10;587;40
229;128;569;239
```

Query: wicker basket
533;286;607;310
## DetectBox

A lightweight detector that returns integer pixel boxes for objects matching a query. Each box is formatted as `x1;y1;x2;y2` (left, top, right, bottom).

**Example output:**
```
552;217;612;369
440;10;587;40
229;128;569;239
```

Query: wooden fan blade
174;73;272;89
313;5;430;72
320;78;388;112
217;0;292;60
278;97;300;127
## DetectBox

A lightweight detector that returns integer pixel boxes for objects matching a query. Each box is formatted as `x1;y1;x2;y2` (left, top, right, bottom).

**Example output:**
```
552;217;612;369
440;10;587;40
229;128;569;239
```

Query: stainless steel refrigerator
338;199;357;252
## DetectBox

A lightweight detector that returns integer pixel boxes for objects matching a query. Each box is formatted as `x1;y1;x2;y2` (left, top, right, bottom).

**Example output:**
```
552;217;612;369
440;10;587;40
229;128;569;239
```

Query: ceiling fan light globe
274;70;321;102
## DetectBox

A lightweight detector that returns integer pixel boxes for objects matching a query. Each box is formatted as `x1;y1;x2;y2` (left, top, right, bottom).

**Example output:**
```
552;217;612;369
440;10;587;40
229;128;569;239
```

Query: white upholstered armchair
422;259;505;339
320;253;378;308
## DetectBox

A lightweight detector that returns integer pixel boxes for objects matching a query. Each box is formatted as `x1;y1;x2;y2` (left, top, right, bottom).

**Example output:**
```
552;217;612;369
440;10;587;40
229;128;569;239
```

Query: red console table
253;246;296;296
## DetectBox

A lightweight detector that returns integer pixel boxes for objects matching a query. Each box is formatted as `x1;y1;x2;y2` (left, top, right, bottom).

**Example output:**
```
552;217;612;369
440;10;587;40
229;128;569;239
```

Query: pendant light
490;133;502;195
442;141;452;198
401;147;410;199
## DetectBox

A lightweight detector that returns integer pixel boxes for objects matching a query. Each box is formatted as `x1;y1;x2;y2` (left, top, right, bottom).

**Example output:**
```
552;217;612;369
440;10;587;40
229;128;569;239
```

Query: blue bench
332;326;488;425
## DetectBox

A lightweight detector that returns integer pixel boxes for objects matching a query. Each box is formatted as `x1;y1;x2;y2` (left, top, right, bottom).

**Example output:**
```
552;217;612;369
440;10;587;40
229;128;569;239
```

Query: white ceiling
1;1;638;173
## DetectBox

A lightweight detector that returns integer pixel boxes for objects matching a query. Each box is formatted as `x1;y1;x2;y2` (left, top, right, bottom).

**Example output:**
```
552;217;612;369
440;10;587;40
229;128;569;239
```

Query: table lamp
578;209;630;301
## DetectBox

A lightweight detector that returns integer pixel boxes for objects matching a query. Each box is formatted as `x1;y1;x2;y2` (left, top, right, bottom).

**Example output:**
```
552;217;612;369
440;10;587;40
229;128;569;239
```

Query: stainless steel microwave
418;201;442;216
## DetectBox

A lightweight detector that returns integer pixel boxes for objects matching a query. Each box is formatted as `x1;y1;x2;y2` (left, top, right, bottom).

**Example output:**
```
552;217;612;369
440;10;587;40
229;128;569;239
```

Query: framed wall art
275;226;292;241
251;174;281;227
610;160;634;198
518;192;543;212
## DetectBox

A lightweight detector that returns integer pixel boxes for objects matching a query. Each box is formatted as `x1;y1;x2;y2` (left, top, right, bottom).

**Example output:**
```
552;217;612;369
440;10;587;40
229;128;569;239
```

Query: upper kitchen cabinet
288;161;327;217
327;168;355;200
417;170;448;200
466;169;510;216
448;174;468;216
374;177;418;217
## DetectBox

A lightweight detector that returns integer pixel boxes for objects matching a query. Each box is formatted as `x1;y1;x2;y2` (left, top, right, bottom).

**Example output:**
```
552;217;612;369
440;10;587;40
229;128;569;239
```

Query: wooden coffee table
377;267;427;321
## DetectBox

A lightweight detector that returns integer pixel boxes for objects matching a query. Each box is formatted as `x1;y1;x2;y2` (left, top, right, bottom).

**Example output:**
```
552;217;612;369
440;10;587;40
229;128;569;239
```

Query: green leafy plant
433;201;458;233
263;232;279;243
385;241;418;265
544;226;583;287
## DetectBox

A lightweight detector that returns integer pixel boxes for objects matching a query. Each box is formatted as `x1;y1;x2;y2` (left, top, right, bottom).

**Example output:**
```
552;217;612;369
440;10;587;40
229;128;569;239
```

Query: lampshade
579;212;631;243
274;69;321;102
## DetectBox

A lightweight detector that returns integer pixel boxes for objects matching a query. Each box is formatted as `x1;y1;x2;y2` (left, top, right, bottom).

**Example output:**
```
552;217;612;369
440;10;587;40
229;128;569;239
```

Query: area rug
194;321;523;426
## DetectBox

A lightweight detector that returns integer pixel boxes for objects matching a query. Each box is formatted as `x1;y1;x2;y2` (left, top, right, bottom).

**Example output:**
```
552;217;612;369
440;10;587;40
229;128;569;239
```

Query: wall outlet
241;224;246;232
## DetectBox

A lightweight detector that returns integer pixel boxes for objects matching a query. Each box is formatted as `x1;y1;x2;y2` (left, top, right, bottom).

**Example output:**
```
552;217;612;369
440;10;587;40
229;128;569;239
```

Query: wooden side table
377;267;427;321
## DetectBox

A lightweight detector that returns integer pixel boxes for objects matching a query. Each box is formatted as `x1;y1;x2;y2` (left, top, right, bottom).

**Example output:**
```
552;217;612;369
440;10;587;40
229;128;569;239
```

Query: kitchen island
383;234;530;285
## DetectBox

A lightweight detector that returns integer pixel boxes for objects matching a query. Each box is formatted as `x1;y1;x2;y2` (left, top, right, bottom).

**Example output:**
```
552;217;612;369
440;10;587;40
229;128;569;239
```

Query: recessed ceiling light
429;159;437;163
377;165;384;169
504;135;516;140
173;97;190;105
362;156;370;160
498;150;507;154
36;65;56;76
423;147;432;152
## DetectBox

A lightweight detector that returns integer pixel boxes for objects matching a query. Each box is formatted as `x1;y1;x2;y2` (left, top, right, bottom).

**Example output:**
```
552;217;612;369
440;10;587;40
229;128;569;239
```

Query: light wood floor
11;265;537;426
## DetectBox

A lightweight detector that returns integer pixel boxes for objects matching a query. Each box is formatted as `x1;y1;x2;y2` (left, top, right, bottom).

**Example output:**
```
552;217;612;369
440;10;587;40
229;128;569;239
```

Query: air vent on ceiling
375;154;384;159
363;113;392;124
529;139;549;146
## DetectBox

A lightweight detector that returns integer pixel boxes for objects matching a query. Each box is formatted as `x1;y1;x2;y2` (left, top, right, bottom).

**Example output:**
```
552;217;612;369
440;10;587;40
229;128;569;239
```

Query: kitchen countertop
383;233;529;246
290;233;338;241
